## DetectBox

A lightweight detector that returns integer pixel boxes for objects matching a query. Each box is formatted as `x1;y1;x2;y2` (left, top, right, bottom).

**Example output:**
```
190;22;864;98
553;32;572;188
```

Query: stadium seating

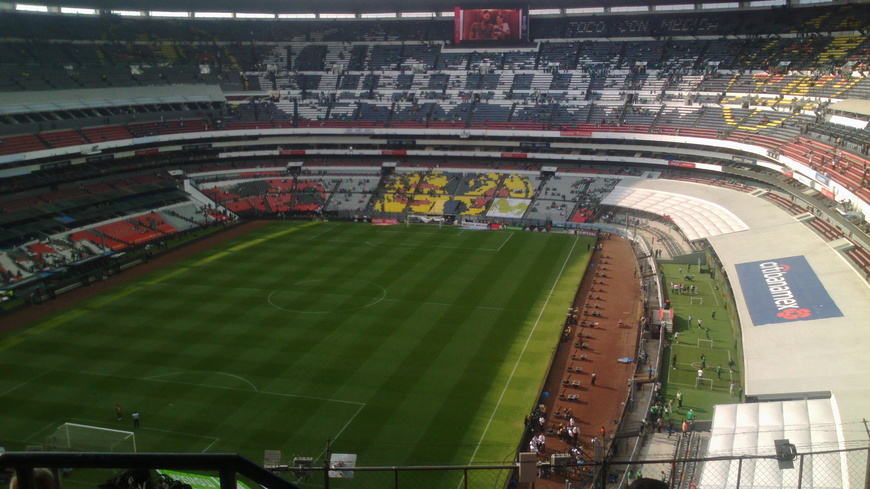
0;2;867;283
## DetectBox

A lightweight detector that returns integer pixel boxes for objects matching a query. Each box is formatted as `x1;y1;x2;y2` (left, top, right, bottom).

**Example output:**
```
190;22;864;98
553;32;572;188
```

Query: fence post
735;457;743;489
865;445;870;489
394;468;399;489
797;453;805;489
218;466;236;489
324;438;331;489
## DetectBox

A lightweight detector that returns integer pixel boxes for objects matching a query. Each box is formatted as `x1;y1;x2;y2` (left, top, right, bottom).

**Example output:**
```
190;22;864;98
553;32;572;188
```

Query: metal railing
5;446;865;489
0;452;301;489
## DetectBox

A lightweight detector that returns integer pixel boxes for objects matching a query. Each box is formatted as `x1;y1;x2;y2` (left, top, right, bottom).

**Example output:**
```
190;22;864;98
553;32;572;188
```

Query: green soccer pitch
0;222;593;469
659;263;743;421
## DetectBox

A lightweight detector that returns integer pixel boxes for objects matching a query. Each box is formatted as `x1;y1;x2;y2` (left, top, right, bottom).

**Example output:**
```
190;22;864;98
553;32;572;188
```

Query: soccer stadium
0;0;868;489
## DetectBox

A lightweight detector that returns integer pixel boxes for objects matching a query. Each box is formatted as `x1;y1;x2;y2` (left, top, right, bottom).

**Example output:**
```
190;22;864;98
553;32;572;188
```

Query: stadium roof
32;0;769;15
610;177;870;444
704;400;856;489
828;99;870;118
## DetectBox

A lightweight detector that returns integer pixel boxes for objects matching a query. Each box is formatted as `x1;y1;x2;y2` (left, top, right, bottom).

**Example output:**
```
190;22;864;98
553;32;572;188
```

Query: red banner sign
372;218;400;226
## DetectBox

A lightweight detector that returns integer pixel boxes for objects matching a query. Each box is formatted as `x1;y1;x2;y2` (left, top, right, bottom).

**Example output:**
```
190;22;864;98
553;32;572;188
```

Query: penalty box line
22;417;215;451
50;368;366;407
45;368;368;451
66;417;221;452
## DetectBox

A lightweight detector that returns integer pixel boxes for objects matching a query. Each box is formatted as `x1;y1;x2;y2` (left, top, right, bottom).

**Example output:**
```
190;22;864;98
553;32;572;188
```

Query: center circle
267;279;386;313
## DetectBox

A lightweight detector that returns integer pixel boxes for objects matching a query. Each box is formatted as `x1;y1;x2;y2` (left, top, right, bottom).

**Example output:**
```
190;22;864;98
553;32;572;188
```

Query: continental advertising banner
734;255;842;325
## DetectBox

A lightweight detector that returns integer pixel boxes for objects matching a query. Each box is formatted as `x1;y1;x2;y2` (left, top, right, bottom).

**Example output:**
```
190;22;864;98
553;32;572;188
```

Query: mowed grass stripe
325;231;591;464
327;237;509;464
466;234;592;463
0;222;592;469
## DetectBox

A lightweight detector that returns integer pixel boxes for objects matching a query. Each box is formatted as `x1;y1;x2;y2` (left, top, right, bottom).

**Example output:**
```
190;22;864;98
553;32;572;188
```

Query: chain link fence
607;446;868;489
277;446;867;489
285;465;513;489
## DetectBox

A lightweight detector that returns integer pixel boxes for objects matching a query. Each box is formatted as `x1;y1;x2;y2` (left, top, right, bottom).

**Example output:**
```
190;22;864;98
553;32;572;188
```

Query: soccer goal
695;377;714;390
697;338;714;348
406;214;444;227
48;423;136;452
690;297;703;305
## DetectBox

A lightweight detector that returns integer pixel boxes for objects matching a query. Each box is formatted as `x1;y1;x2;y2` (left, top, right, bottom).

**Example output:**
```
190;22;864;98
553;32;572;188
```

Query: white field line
314;402;367;463
0;371;49;399
707;281;722;306
144;281;536;313
34;368;366;453
309;237;505;252
468;237;580;464
306;223;341;241
495;232;514;252
147;371;259;392
65;417;220;452
52;368;365;406
200;438;220;453
23;417;68;443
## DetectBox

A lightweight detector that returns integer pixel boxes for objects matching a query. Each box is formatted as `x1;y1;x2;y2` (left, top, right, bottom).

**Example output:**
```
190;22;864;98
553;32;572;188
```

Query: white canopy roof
701;400;850;489
601;186;749;241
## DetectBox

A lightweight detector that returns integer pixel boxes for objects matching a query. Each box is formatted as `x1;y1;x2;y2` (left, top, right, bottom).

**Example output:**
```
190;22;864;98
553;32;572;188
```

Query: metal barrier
2;446;866;489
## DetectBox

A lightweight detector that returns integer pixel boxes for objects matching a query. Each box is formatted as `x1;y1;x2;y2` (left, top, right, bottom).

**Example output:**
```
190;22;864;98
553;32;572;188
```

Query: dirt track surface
2;220;272;333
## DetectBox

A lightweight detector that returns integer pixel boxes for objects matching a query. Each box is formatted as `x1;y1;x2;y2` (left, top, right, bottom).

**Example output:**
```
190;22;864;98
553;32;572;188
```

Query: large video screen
454;7;528;44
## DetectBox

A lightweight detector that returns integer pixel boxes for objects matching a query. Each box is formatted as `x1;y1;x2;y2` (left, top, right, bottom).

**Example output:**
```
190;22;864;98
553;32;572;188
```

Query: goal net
406;214;445;227
48;423;136;452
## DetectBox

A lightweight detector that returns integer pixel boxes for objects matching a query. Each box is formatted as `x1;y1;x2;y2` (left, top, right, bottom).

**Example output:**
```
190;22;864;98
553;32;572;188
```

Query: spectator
9;468;57;489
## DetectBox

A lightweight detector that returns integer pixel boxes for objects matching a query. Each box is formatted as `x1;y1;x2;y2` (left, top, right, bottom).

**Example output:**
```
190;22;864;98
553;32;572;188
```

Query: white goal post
48;423;137;452
690;297;703;305
406;214;445;227
697;338;714;348
695;377;714;390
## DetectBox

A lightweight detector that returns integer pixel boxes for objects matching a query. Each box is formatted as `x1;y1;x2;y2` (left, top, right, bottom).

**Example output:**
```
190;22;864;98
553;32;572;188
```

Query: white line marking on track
468;237;580;464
